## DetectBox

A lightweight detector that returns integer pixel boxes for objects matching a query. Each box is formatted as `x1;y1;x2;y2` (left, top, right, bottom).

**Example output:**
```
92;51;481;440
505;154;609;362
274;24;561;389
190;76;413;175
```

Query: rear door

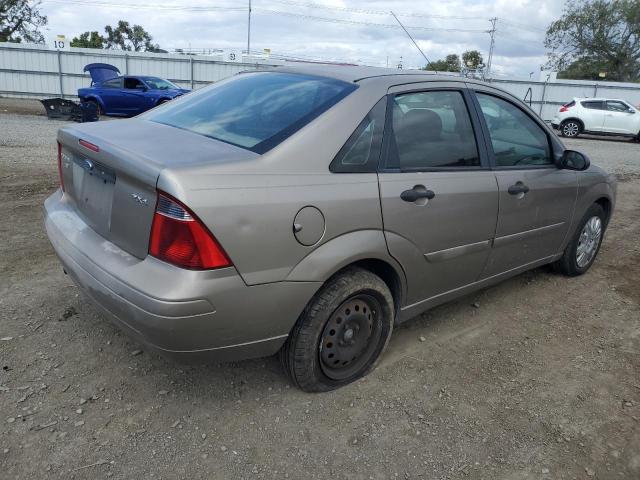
98;77;124;114
471;88;577;278
603;100;637;134
378;83;499;306
580;100;606;131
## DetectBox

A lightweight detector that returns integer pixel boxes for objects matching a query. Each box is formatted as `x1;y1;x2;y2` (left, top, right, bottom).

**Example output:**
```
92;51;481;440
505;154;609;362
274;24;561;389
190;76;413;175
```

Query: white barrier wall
2;42;640;121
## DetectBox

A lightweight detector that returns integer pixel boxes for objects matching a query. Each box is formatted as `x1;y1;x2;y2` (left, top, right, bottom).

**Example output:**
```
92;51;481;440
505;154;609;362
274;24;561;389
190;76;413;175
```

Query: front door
603;100;637;134
378;86;499;306
472;90;578;278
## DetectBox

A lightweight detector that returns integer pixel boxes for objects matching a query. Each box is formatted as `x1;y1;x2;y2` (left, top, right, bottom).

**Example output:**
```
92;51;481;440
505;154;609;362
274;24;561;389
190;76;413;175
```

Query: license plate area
72;157;116;232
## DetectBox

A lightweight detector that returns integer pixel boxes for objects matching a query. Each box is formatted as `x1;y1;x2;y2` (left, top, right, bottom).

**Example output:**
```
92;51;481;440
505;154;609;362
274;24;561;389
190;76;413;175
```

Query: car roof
261;64;479;86
575;97;627;102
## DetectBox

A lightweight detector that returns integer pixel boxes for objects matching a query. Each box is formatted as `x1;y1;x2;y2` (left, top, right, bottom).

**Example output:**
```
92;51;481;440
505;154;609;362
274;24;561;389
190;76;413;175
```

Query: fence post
190;57;194;89
125;54;129;75
539;80;548;116
57;50;64;97
593;83;598;98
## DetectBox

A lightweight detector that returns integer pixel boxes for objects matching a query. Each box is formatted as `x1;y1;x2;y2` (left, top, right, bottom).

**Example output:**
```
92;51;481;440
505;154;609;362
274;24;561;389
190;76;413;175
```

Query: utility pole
390;11;431;69
247;0;252;55
486;17;497;77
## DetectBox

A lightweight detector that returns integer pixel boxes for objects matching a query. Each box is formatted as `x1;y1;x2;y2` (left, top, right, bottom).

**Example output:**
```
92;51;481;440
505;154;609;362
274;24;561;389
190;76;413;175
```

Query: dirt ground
1;106;639;480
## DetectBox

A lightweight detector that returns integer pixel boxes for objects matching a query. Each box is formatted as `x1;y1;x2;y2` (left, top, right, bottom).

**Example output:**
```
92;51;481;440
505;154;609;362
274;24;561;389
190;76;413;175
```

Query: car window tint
124;78;144;89
581;101;604;110
607;101;629;112
102;78;122;88
477;93;552;167
144;77;178;90
145;72;356;154
389;90;480;170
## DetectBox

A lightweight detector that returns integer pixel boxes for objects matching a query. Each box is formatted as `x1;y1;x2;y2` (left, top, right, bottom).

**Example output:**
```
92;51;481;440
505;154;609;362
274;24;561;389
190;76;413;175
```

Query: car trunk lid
57;119;258;259
83;63;120;84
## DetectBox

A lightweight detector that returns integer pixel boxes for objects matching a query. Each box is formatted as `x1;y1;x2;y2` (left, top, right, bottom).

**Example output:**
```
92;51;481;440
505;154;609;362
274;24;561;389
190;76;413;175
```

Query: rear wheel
554;203;606;276
280;267;394;392
87;100;102;120
560;120;581;138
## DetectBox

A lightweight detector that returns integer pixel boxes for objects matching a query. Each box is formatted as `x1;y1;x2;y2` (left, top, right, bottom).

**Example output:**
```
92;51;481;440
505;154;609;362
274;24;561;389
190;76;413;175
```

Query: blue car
78;63;190;117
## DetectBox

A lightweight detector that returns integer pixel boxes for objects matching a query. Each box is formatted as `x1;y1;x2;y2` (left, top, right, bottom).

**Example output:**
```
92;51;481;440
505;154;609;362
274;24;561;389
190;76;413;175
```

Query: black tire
560;119;582;138
554;203;606;276
87;100;102;120
279;267;394;392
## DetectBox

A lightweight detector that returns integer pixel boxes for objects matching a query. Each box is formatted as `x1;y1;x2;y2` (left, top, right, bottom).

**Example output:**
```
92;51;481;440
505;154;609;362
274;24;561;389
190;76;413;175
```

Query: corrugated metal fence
2;42;640;121
0;42;277;100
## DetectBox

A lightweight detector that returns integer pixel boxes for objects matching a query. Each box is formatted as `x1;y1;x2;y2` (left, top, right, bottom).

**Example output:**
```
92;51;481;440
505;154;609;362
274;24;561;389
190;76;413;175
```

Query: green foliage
104;20;161;52
545;0;640;82
424;54;461;72
462;50;483;69
71;31;106;49
0;0;47;43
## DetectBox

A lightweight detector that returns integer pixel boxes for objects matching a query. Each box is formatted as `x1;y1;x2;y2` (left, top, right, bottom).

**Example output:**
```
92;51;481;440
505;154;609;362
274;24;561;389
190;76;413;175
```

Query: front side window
477;93;552;167
607;100;630;112
124;77;144;89
388;90;480;170
144;77;178;90
145;72;357;153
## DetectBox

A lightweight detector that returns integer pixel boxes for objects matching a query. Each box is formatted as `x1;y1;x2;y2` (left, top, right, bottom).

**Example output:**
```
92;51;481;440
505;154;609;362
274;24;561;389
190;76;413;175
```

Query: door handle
400;185;436;203
508;181;529;195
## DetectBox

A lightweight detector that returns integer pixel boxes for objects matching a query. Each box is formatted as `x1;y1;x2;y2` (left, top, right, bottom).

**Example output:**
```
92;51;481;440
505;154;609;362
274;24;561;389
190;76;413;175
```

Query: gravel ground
1;107;639;480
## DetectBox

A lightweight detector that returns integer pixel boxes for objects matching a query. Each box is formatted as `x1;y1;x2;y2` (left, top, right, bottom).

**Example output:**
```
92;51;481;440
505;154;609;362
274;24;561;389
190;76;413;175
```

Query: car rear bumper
44;190;320;362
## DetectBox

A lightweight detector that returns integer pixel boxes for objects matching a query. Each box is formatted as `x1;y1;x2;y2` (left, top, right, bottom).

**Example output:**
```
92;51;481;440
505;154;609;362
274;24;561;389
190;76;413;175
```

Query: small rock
624;401;633;407
418;336;426;342
472;302;480;308
171;420;180;428
201;453;208;459
158;390;169;396
79;398;87;405
74;420;85;427
7;417;15;424
201;433;207;440
542;468;549;474
131;350;143;356
585;467;595;476
220;445;228;452
3;448;8;454
76;409;83;415
0;337;13;341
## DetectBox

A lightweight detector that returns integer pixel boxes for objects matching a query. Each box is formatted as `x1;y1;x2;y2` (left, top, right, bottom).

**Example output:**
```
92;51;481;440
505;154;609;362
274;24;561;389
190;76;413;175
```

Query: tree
0;0;47;43
71;31;106;49
104;20;161;52
424;54;461;72
462;50;483;69
545;0;640;82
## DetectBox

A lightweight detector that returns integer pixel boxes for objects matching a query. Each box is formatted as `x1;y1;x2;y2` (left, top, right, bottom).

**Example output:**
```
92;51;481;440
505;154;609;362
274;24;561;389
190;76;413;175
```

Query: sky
38;0;568;78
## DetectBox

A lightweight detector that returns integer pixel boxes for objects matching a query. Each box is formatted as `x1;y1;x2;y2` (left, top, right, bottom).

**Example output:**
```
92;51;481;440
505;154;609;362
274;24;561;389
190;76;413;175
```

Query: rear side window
146;72;357;154
581;101;605;110
477;93;552;167
387;90;480;170
330;98;385;173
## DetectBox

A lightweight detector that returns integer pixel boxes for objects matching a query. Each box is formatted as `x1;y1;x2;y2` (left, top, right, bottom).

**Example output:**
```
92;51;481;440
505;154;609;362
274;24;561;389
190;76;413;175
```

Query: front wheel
554;203;606;276
560;120;581;137
280;267;394;392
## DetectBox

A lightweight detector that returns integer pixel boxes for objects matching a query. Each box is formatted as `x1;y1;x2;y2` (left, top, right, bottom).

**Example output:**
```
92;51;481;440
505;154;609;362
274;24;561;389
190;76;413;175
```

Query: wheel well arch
561;117;584;131
594;196;612;226
331;258;404;318
156;97;171;105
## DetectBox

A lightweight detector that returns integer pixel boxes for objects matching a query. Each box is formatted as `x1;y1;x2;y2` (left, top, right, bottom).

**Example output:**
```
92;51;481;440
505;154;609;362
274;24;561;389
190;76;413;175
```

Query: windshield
145;72;357;153
144;77;178;90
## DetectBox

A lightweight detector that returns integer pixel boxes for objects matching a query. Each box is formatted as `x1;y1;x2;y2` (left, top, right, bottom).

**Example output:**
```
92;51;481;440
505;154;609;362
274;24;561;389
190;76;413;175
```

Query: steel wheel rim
319;294;382;381
563;122;579;137
576;216;602;268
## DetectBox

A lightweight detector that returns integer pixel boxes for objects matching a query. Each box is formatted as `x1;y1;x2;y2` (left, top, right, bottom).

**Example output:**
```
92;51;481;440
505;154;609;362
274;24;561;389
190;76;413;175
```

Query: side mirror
628;108;635;114
558;150;590;171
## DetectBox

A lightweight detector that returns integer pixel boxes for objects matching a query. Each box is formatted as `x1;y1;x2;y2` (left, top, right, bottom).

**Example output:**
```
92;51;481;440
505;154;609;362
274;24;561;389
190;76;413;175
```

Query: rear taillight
57;142;64;191
559;106;569;112
149;192;231;270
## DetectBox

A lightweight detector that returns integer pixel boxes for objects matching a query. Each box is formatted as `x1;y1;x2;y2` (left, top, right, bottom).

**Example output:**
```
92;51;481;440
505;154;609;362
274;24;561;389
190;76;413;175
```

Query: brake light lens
57;142;65;191
149;192;231;270
559;106;569;112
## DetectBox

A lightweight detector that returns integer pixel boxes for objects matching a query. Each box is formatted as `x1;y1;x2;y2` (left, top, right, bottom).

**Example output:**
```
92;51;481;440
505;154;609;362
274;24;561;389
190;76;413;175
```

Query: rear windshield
145;72;357;153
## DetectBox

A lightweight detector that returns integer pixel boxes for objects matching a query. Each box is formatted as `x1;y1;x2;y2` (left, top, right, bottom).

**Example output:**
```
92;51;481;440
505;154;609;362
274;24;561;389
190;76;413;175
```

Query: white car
552;98;640;140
